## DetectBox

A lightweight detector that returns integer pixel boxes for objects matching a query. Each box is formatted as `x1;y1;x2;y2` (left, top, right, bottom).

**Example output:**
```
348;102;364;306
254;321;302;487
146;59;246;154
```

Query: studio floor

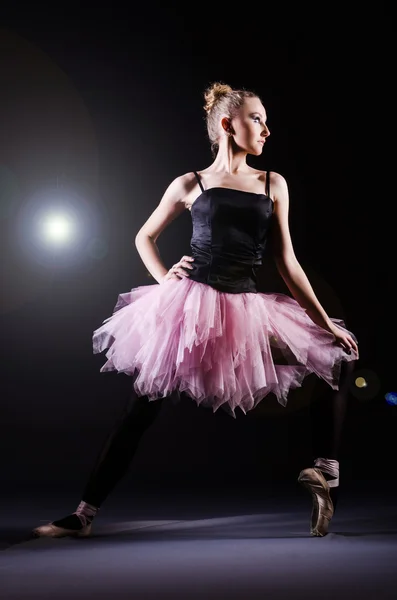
1;478;396;599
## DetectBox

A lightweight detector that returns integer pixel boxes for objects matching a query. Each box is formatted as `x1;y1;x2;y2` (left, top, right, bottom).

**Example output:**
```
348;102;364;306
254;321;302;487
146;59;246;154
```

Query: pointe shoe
298;467;334;537
32;521;92;539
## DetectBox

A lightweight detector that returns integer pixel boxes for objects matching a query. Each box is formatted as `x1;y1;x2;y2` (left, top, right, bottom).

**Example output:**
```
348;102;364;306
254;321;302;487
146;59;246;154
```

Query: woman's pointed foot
32;514;92;538
298;467;334;537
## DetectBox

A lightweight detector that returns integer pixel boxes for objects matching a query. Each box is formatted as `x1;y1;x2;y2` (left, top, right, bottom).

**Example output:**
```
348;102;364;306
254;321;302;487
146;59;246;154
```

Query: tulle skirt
92;277;358;417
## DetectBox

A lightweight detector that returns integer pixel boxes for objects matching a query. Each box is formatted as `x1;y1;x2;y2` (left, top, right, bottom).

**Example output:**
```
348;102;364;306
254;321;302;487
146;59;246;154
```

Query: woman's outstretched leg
32;389;164;538
298;357;357;536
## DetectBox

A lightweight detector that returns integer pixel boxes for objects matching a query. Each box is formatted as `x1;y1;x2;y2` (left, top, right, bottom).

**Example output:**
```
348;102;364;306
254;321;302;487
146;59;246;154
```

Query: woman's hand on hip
160;256;195;283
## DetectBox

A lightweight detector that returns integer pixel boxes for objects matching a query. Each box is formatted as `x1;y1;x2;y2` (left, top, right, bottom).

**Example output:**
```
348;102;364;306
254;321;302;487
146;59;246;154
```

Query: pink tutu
92;277;358;416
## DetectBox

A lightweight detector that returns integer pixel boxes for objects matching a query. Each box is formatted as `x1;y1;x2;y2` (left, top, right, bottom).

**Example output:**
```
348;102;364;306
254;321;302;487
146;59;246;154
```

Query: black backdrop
0;3;393;492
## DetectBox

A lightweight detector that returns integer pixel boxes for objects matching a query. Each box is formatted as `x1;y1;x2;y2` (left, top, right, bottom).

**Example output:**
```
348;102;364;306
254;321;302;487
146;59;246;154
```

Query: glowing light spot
41;213;74;245
385;392;397;406
349;369;380;402
355;376;368;389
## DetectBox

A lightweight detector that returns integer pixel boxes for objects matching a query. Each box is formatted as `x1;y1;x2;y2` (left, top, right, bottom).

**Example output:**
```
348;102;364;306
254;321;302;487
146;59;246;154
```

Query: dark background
0;3;393;496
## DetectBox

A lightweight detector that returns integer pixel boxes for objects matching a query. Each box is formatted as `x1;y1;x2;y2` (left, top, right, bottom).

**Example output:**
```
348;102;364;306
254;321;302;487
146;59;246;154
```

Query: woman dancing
33;81;358;539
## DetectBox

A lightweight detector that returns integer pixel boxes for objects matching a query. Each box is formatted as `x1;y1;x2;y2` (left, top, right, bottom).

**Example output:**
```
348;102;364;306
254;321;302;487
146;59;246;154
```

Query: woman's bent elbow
135;231;148;245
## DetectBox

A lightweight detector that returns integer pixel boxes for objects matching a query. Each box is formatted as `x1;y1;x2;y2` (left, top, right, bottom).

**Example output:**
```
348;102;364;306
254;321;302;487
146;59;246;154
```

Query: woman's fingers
173;256;194;278
343;335;359;355
349;337;359;354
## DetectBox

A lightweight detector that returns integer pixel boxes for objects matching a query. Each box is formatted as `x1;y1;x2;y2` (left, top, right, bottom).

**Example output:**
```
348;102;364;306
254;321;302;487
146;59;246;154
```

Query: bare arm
271;173;358;356
268;172;358;353
269;172;334;332
134;172;196;283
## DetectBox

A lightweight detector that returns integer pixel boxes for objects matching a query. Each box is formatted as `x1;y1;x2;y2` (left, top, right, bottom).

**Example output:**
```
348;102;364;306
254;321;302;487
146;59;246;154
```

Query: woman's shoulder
254;169;287;196
159;171;203;211
255;168;286;183
166;171;199;196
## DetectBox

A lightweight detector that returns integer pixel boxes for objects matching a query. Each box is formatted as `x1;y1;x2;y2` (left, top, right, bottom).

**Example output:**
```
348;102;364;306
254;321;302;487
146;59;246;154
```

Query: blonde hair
203;82;259;156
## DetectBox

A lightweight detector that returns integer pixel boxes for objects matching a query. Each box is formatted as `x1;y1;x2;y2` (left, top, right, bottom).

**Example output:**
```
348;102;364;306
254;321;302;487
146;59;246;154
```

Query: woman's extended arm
269;172;358;354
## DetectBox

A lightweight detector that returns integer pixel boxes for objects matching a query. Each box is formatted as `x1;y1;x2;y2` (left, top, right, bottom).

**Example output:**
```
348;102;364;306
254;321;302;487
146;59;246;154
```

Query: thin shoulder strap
193;171;205;193
265;171;271;197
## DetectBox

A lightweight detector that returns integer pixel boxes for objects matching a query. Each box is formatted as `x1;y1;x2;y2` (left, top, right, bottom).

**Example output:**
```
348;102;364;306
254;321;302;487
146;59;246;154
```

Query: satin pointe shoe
32;519;92;539
298;467;334;537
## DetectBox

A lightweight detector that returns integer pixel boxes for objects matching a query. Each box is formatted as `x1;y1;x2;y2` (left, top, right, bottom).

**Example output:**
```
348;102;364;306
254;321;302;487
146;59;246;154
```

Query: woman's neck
208;144;250;174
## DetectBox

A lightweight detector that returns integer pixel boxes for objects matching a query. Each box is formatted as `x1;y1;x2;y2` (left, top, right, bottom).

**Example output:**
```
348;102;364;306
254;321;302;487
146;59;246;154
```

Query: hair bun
203;82;233;113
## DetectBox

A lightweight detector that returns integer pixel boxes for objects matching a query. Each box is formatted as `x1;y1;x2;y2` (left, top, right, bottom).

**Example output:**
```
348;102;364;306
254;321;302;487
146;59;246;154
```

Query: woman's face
229;97;270;156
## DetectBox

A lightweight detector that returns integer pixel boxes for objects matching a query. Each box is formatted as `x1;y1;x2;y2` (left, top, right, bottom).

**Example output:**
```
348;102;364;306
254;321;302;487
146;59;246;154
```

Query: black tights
309;359;356;461
82;359;357;508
